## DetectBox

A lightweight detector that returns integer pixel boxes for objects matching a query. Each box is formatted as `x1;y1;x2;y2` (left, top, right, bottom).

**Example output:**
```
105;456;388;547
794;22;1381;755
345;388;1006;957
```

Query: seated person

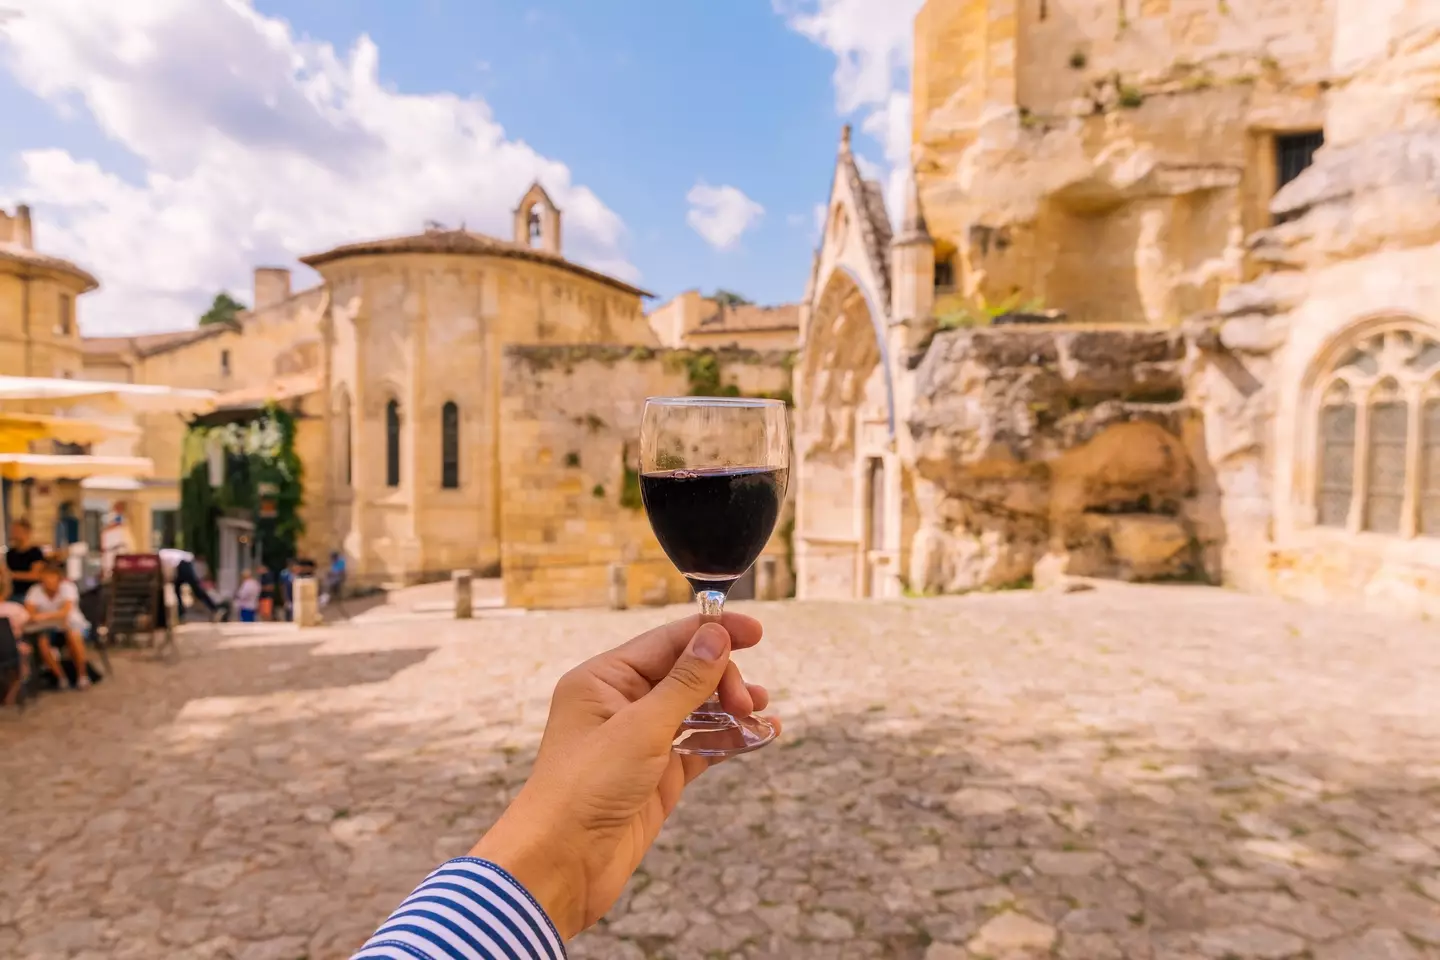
0;566;32;705
24;562;91;691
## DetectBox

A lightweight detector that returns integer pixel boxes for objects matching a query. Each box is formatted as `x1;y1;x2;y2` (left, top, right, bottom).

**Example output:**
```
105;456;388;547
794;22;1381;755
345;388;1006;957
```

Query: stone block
453;569;473;620
293;577;320;628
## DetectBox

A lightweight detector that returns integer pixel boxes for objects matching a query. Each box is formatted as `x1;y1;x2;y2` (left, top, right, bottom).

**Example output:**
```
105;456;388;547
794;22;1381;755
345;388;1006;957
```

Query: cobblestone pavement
3;585;1439;960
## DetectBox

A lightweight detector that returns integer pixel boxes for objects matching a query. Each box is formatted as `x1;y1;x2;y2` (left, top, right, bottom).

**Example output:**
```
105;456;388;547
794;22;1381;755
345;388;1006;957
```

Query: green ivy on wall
179;403;305;574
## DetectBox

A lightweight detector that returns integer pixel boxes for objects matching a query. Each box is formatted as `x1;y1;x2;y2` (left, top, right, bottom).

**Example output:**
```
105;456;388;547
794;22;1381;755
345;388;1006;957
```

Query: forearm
351;858;566;960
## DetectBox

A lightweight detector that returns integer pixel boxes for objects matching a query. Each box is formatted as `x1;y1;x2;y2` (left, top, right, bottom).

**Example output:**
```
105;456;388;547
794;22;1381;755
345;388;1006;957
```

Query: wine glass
639;396;790;757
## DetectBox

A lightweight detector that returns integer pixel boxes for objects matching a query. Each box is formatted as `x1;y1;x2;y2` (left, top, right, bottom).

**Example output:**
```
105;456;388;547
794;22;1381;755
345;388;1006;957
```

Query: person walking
158;547;226;622
351;613;775;959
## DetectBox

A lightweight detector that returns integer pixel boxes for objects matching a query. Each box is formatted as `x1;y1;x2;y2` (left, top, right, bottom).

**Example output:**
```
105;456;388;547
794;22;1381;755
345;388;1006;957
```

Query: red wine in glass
639;397;790;757
640;466;787;592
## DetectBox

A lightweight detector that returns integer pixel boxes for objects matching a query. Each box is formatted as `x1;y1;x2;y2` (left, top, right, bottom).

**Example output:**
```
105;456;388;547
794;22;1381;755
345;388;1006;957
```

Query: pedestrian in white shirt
234;569;261;623
159;548;225;621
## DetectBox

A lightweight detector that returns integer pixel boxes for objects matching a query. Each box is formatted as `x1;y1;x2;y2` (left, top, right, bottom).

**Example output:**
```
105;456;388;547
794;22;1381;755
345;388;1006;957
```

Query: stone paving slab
2;584;1439;959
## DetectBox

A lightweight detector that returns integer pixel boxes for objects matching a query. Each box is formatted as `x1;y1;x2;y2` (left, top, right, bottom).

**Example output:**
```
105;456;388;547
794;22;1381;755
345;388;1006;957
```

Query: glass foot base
672;711;776;757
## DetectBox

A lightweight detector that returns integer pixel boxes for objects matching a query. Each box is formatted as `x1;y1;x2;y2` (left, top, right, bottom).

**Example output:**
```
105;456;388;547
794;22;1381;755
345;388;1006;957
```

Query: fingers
615;622;734;749
716;661;753;717
747;683;770;713
610;612;763;686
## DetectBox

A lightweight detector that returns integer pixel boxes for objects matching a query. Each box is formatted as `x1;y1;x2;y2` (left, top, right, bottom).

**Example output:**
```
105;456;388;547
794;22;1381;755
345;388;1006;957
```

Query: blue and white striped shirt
352;858;566;960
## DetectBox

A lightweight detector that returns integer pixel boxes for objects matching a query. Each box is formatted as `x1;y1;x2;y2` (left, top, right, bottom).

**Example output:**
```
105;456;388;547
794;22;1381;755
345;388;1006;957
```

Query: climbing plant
179;403;305;574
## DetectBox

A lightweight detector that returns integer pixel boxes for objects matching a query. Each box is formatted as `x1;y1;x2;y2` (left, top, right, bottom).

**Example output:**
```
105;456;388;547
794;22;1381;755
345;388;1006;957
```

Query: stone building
648;290;801;350
796;0;1440;615
47;182;795;603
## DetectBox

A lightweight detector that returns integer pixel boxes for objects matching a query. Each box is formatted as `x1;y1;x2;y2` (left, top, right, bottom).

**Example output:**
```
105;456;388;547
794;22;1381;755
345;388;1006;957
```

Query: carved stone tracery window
1310;322;1440;539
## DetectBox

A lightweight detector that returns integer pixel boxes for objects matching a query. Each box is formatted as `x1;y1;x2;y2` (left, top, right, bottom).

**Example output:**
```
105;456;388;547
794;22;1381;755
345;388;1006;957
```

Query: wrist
470;792;587;941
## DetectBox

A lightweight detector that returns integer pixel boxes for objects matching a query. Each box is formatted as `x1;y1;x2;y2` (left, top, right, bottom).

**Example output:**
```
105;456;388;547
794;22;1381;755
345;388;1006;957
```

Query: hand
471;612;778;940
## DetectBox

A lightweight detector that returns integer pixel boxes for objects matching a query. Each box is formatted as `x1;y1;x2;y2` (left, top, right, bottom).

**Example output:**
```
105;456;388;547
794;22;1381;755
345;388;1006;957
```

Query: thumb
622;622;731;743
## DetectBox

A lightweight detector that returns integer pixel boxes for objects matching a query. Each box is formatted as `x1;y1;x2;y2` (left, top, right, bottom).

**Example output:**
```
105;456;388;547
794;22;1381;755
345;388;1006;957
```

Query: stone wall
314;251;658;584
1188;0;1440;616
906;325;1213;591
500;345;795;610
912;0;1331;333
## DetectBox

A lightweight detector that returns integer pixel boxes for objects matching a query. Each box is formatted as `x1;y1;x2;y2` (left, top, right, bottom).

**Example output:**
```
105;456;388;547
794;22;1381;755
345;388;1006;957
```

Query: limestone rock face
905;327;1206;592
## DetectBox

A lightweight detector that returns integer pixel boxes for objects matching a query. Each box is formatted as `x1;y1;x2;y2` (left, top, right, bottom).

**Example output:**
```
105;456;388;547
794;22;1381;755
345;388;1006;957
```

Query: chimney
1;205;35;249
253;267;292;312
15;205;33;249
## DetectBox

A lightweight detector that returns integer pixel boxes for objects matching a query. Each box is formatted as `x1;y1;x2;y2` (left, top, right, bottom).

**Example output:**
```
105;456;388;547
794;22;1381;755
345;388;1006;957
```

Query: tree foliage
179;404;305;574
712;289;753;308
199;291;246;327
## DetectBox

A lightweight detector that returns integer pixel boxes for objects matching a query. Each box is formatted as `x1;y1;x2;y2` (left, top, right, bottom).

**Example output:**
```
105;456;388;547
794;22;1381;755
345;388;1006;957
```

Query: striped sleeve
351;857;567;960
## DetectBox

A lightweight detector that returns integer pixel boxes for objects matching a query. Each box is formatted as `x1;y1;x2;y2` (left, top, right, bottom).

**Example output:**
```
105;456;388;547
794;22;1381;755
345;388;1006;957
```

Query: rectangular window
1275;131;1324;192
934;257;955;291
1422;399;1440;537
151;508;179;550
220;349;231;376
57;293;73;335
1365;402;1408;534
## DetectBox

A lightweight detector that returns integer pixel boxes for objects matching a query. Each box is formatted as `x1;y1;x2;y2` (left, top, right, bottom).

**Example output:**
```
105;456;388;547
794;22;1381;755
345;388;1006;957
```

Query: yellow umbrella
0;412;140;453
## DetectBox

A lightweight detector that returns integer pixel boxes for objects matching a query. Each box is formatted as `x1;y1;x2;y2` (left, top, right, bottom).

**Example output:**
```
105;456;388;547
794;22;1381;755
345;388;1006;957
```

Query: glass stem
694;588;728;719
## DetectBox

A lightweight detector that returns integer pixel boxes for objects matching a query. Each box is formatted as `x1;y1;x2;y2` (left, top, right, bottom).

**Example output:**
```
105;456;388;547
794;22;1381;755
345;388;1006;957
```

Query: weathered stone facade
300;185;657;585
499;346;795;610
796;0;1440;614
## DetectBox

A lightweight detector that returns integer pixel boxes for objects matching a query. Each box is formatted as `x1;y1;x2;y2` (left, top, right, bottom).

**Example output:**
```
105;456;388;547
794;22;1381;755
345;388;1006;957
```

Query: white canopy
0;453;153;481
0;376;215;412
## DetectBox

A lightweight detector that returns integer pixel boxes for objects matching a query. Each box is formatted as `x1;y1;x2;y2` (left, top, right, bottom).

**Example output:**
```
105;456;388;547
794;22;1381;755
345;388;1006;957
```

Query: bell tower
513;182;562;256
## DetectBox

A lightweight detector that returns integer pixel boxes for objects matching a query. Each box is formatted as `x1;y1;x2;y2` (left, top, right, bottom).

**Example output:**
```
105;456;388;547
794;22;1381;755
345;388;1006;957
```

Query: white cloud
775;0;924;223
685;182;764;251
0;0;637;334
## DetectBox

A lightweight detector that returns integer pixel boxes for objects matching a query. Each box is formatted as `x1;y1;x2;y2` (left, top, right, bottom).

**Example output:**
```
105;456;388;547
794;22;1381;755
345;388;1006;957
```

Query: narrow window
221;349;231;376
337;391;353;489
441;401;460;489
1316;382;1355;528
57;293;73;335
1364;383;1408;534
867;457;886;550
385;399;401;488
1422;392;1440;537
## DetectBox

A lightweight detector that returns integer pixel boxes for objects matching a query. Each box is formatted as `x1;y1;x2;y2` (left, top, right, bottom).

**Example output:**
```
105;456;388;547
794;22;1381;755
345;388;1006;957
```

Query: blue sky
0;0;920;333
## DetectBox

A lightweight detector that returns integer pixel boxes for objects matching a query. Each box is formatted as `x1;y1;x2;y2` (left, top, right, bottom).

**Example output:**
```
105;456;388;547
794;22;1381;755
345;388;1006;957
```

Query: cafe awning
0;412;140;453
0;454;154;482
0;376;215;412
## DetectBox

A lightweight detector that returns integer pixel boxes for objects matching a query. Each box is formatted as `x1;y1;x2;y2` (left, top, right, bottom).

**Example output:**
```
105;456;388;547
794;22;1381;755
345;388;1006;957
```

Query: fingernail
692;623;728;661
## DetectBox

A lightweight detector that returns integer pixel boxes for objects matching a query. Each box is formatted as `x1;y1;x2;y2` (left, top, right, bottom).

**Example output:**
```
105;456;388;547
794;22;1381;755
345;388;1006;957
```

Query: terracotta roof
696;303;801;334
81;325;231;358
0;243;99;292
211;372;321;409
299;228;654;298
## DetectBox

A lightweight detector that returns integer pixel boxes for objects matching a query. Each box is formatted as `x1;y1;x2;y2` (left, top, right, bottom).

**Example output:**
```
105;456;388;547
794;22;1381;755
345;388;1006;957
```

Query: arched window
334;388;353;489
1424;379;1440;536
385;399;401;488
1308;322;1440;538
441;401;460;489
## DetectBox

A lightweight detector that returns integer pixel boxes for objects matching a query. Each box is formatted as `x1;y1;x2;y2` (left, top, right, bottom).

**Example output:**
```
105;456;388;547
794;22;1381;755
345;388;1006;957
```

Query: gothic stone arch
796;265;901;599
